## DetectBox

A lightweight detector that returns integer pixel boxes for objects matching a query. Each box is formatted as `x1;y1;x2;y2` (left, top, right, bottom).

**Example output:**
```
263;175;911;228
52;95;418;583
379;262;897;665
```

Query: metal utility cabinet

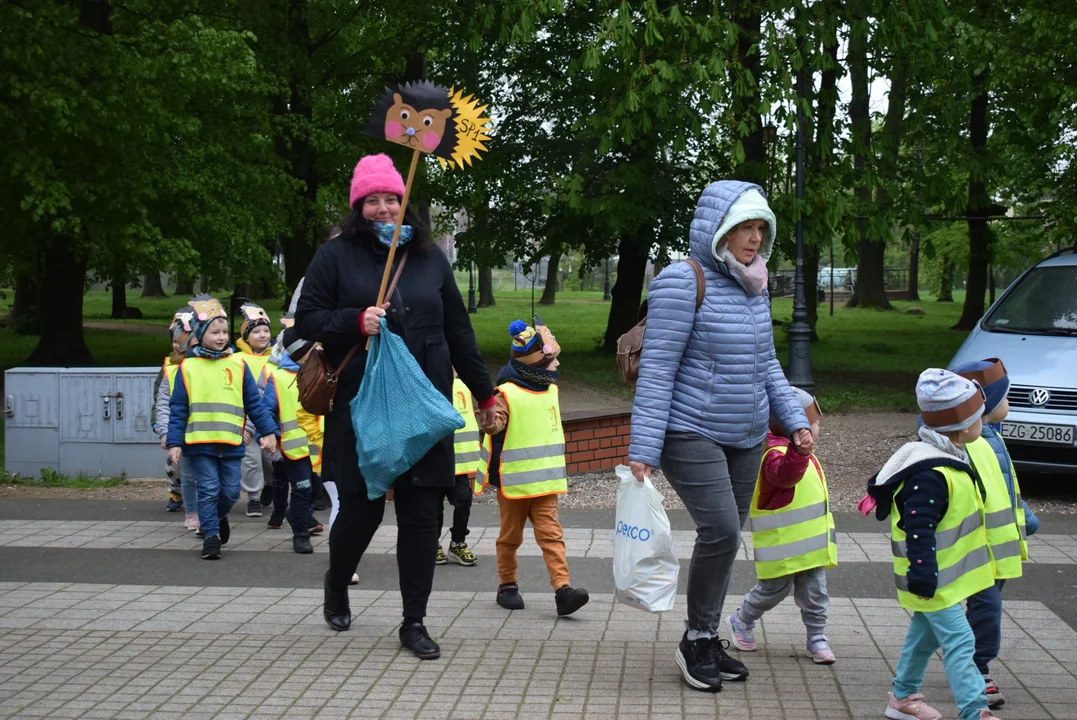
4;367;165;478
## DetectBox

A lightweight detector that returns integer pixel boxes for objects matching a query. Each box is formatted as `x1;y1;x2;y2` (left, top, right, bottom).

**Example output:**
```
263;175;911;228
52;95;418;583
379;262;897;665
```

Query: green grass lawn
1;288;974;413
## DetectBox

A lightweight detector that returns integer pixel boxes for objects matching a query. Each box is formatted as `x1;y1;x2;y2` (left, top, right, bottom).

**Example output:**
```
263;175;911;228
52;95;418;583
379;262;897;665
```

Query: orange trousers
496;490;570;590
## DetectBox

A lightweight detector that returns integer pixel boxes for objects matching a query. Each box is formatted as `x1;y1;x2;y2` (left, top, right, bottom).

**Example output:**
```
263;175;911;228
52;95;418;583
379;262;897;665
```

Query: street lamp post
467;261;477;314
786;15;815;393
603;256;611;301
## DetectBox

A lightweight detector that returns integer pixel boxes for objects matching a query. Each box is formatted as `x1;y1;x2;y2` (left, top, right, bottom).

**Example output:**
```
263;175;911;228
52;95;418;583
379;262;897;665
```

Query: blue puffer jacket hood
628;180;808;467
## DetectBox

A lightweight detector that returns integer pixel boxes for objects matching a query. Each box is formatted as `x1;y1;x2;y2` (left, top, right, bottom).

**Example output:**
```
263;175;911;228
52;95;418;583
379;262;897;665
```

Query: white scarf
917;426;970;464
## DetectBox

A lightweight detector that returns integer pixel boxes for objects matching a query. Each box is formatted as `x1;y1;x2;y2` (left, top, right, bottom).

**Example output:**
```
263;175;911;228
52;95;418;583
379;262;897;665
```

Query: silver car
949;247;1077;474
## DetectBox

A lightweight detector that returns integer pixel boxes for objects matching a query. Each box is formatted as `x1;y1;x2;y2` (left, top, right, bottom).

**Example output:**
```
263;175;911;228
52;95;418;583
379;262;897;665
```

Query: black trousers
437;474;474;544
271;459;312;536
327;479;442;619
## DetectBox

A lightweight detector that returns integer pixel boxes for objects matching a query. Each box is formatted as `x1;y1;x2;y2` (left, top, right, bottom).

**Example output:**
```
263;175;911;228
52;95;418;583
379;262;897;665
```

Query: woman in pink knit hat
295;153;497;660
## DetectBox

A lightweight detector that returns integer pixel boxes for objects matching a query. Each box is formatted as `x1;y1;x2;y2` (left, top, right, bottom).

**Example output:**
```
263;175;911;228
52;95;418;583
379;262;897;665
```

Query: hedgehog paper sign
364;81;490;169
361;81;491;333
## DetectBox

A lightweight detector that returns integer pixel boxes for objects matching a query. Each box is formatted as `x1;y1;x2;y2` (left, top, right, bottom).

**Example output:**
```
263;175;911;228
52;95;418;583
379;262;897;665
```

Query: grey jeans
241;440;273;497
738;566;829;637
660;431;764;633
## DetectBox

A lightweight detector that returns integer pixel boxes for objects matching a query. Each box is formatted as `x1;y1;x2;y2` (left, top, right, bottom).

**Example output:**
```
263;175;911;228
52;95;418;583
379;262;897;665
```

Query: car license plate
1000;421;1076;445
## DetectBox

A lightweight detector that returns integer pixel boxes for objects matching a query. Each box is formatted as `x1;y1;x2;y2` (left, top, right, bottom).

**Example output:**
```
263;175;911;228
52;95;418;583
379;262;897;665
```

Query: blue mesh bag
351;318;465;500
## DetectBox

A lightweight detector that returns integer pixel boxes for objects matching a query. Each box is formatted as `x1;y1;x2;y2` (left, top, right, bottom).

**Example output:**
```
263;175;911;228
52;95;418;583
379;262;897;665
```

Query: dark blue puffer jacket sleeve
629;262;699;467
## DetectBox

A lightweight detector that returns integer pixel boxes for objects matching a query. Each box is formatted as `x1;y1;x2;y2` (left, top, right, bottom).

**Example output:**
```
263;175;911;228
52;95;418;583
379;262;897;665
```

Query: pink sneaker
977;711;1001;720
185;512;200;532
726;610;757;651
807;635;835;664
885;692;942;720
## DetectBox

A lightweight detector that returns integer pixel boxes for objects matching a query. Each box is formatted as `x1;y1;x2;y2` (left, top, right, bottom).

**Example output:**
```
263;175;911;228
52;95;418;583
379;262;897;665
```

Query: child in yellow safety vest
726;387;837;665
865;369;1000;720
236;303;275;518
436;370;480;567
166;296;279;561
262;336;316;555
955;358;1034;710
262;313;324;540
153;307;197;526
476;318;589;617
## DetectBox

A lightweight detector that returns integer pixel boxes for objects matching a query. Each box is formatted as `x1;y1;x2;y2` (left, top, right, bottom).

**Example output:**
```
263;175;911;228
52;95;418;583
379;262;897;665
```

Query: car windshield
984;265;1077;334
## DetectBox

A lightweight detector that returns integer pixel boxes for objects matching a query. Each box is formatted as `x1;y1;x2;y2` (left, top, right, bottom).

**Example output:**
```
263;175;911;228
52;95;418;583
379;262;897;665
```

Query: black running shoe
267;512;285;529
496;583;525;610
714;638;749;681
201;536;222;560
675;632;722;692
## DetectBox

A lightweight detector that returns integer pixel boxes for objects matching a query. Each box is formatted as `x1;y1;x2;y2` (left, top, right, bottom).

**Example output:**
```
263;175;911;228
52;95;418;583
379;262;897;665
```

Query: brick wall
563;410;632;475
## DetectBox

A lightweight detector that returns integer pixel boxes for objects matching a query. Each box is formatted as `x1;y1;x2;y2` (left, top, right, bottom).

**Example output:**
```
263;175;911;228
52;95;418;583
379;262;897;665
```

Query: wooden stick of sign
366;148;420;351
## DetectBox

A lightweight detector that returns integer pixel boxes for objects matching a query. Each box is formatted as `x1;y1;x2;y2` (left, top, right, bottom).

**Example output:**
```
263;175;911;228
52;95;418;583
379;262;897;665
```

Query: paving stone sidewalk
1;582;1076;720
3;520;1077;565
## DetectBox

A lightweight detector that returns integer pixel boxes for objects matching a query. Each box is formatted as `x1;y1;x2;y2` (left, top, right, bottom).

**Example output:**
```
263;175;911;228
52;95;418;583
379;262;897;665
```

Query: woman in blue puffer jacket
629;181;812;692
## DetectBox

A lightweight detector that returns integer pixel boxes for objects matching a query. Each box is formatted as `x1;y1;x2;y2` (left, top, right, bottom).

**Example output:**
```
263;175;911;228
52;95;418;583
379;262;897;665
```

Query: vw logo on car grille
1028;388;1051;406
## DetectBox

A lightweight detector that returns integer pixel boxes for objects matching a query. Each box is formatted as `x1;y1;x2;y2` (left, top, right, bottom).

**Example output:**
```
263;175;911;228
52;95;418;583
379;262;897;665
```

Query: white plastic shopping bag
612;465;679;612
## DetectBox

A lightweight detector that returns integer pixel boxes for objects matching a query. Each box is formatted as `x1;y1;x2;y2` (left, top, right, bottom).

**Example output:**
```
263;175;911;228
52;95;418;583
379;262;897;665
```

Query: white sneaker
184;512;199;531
350;573;359;585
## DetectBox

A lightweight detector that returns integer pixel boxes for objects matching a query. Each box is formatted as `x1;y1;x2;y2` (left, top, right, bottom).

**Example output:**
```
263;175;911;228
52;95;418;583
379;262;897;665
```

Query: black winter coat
295;236;495;493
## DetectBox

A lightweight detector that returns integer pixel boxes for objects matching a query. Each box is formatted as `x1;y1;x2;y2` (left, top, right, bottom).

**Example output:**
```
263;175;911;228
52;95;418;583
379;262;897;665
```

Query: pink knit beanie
349;154;406;207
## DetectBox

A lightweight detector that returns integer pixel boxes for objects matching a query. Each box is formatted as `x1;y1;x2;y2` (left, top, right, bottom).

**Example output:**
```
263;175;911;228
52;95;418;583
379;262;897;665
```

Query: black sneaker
399;622;441;660
260;486;274;508
218;516;230;545
267;512;285;529
714;638;749;681
201;536;222;560
555;585;589;616
293;535;313;554
496;583;525;610
308;517;324;535
246;498;262;517
675;632;722;692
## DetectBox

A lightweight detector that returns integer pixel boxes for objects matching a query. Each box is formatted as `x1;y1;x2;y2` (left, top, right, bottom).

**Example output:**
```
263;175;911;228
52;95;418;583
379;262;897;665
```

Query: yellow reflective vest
180;355;248;446
891;465;995;612
452;378;481;476
298;411;324;472
270;366;310;461
967;437;1027;578
163;359;181;393
242;352;270;385
475;383;567;499
749;446;837;579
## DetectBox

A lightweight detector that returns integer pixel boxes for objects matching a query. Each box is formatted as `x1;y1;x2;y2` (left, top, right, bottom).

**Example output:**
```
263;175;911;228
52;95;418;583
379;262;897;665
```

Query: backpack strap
684;258;705;310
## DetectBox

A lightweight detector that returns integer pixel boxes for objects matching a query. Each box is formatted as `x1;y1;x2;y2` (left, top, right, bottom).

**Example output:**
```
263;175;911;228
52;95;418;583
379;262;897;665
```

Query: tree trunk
804;243;820;338
27;232;93;366
110;274;127;319
988;264;995;305
845;9;891;309
478;265;495;307
10;274;41;335
730;1;766;185
954;65;992;330
907;234;921;300
539;252;561;305
141;272;167;298
174;274;195;295
603;235;651;351
809;8;840;333
938;255;955;302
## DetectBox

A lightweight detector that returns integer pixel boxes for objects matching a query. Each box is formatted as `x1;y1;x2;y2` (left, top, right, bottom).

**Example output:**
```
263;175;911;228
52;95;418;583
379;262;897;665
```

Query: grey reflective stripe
454;430;480;443
281;419;300;432
990;539;1022;561
749;501;827;533
895;545;992;592
984;507;1017;530
752;528;835;563
502;465;566;487
309;445;320;456
282;436;308;452
190;402;243;417
500;443;565;463
892;509;982;558
187;421;242;434
455;451;481;464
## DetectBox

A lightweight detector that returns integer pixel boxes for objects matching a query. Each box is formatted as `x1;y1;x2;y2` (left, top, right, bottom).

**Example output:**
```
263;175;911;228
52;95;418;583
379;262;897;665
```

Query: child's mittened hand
167;447;182;465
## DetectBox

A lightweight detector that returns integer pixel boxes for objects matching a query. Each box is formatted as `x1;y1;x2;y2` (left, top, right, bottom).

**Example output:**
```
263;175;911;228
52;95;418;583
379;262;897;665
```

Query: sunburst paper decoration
439;87;491;169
